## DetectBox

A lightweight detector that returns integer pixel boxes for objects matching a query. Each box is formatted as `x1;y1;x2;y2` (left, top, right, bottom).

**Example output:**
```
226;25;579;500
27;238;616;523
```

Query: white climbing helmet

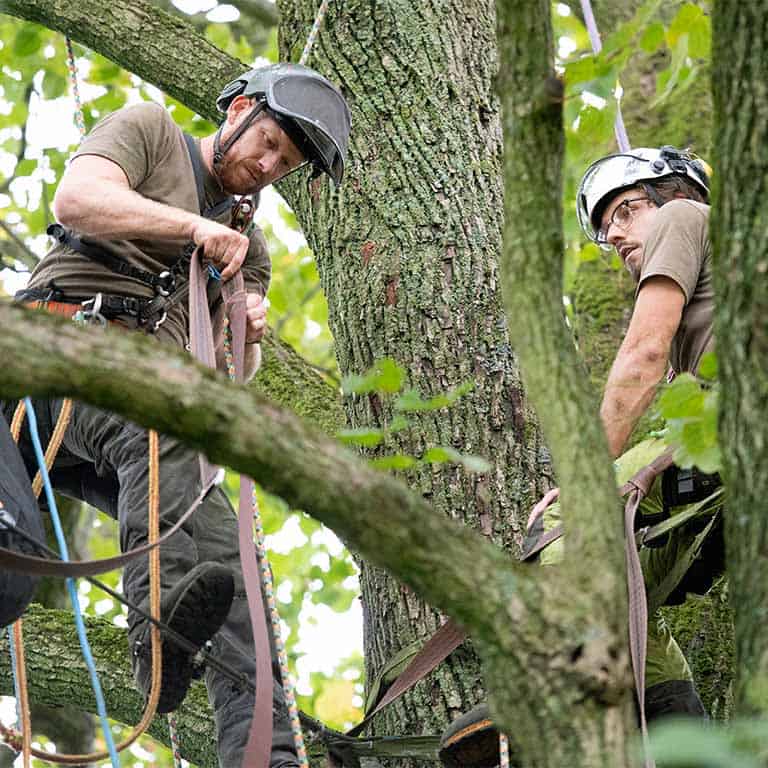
576;146;710;245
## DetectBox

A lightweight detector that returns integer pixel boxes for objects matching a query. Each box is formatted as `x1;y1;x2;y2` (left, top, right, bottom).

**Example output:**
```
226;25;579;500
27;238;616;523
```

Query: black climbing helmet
216;63;351;187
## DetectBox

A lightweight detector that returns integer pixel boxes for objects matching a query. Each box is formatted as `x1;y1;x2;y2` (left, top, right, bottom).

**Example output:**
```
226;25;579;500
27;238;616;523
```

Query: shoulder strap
182;132;234;220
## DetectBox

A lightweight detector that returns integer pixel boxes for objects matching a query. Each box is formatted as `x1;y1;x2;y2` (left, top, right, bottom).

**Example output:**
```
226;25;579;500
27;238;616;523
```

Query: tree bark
275;0;555;758
711;0;768;717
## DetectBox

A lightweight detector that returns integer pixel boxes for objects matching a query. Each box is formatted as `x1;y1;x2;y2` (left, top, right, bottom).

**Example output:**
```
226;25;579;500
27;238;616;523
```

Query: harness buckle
79;294;107;327
121;297;141;317
156;271;175;297
151;311;168;333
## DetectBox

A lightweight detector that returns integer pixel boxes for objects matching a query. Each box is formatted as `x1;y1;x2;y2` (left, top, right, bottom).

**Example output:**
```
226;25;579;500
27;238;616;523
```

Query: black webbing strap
46;224;175;296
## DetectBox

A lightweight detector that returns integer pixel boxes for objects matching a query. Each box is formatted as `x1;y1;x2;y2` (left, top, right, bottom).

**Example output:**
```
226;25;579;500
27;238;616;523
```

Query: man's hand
192;219;250;281
245;293;268;344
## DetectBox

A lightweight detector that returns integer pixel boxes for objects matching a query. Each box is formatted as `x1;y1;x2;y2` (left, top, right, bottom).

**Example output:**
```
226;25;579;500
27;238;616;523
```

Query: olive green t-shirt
637;199;714;374
27;102;271;347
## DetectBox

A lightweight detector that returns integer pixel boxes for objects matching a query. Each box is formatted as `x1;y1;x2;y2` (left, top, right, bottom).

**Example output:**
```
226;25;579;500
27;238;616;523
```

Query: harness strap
0;474;217;577
188;250;272;768
347;619;467;739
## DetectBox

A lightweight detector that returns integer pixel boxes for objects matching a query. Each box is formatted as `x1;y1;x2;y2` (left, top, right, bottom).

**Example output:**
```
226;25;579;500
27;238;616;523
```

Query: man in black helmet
4;63;350;768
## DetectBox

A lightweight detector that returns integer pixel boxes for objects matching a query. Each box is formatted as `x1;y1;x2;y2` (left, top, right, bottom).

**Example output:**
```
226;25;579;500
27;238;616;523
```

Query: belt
18;292;166;332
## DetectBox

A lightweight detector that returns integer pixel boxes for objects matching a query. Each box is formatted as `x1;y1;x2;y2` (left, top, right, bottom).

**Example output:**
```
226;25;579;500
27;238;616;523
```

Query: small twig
0;218;40;270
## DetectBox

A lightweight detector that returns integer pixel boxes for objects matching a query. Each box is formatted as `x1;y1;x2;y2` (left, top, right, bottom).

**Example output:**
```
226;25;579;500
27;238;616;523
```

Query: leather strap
187;252;271;768
347;619;467;738
0;475;217;577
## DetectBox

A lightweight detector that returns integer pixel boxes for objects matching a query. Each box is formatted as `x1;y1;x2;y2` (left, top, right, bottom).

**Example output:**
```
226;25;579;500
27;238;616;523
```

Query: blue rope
23;398;120;767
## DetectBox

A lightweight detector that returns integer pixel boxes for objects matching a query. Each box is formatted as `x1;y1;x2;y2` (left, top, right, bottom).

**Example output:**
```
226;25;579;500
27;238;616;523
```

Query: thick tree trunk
711;0;768;717
276;0;552;759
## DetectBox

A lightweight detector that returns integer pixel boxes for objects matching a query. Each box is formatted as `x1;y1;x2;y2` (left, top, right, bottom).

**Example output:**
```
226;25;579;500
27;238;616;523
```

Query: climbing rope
224;320;310;767
11;621;31;768
499;732;510;768
65;37;86;139
299;0;330;66
579;0;631;152
31;397;73;499
167;712;184;768
5;398;165;764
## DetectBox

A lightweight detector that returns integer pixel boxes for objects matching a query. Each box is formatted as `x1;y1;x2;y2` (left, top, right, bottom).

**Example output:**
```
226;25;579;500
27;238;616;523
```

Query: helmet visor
268;76;351;185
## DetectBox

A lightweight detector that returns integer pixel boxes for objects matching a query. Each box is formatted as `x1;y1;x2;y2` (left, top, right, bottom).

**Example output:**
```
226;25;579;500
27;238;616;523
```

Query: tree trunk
711;0;768;717
276;0;552;759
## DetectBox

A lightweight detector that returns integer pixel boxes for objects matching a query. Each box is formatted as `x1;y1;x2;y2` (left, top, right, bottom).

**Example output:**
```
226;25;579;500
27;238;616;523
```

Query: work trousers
532;438;724;713
3;397;297;768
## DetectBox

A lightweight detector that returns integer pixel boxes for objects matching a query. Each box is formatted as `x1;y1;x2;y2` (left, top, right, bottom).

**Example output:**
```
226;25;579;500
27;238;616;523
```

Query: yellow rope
31;398;73;498
10;421;165;764
11;621;32;768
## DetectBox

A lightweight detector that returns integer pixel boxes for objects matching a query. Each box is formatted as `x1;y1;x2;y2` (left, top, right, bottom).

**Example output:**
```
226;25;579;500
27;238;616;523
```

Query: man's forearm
54;180;199;244
600;343;668;457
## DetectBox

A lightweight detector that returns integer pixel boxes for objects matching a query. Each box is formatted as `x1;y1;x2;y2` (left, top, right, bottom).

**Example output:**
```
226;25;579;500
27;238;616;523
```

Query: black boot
131;562;235;714
439;703;508;768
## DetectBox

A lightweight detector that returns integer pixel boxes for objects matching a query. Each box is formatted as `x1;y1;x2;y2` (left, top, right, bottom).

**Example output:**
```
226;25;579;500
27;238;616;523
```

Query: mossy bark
276;0;552;760
711;0;768;717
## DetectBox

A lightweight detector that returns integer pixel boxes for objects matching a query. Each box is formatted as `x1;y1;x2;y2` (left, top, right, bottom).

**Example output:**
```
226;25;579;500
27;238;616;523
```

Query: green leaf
42;70;67;100
13;26;42;57
336;427;385;447
697;352;718;381
565;56;596;88
14;158;37;177
422;446;491;473
579;242;601;262
640;22;666;53
369;454;417;471
342;358;405;395
657;374;704;419
88;55;122;84
394;381;473;412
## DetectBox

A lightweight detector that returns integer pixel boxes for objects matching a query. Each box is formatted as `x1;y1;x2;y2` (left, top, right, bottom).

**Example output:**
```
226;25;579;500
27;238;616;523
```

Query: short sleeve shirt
27;102;271;348
636;200;714;374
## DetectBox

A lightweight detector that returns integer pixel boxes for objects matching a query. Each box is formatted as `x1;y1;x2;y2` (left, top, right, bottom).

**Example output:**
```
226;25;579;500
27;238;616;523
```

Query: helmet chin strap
212;101;266;185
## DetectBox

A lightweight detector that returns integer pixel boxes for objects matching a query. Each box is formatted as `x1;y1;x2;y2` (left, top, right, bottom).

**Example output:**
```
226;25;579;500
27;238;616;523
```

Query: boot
132;561;235;713
439;703;505;768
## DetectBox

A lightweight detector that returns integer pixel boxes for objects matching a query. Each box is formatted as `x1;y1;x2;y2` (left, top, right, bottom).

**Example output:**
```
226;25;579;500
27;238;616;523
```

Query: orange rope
11;620;32;768
31;398;73;498
10;417;165;763
10;400;26;442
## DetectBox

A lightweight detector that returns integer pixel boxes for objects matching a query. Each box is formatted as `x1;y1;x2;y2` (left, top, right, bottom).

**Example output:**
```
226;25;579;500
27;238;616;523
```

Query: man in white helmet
6;63;351;767
577;145;712;456
439;148;722;768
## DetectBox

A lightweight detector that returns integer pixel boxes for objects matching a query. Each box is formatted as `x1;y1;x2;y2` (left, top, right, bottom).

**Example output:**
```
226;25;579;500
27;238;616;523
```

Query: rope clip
155;270;175;297
79;294;107;327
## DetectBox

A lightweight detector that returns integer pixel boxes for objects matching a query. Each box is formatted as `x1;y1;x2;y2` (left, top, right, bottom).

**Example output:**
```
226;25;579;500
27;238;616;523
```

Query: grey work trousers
3;397;297;768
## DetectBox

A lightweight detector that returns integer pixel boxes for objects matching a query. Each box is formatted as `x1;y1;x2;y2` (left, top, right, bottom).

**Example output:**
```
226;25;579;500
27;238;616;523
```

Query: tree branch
0;303;534;644
0;605;337;767
2;0;244;123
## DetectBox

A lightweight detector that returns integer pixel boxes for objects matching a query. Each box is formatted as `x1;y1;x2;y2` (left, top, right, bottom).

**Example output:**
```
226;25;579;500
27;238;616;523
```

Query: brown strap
624;489;654;768
521;523;564;561
347;619;467;737
0;476;216;577
188;253;271;768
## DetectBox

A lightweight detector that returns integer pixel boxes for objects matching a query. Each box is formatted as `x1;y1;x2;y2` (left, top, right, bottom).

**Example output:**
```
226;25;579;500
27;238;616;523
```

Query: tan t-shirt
27;102;271;348
637;199;714;374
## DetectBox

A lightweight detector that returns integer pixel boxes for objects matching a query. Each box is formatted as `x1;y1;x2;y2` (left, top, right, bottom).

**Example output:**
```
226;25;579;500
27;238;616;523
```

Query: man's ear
227;95;253;124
